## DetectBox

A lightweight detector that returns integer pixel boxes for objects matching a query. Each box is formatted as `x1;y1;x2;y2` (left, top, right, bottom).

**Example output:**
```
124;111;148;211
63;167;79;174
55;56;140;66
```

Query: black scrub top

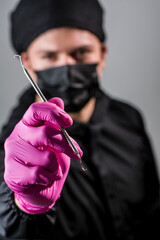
0;87;159;240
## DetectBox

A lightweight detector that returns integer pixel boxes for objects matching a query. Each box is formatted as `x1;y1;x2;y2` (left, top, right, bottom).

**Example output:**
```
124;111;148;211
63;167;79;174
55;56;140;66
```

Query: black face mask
35;63;100;112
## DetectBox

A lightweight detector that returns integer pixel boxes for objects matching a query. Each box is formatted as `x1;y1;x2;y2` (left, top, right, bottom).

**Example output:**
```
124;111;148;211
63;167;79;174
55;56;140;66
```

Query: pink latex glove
4;98;82;214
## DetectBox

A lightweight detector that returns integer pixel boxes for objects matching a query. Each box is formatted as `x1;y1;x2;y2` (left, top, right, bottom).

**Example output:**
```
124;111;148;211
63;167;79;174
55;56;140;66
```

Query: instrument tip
80;158;87;172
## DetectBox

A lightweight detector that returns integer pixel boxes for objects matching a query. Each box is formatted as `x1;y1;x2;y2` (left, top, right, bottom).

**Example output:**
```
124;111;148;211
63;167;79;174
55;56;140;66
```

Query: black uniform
0;88;159;240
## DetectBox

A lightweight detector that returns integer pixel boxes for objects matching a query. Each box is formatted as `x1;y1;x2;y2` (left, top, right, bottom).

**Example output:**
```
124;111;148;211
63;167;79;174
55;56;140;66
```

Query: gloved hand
4;98;82;214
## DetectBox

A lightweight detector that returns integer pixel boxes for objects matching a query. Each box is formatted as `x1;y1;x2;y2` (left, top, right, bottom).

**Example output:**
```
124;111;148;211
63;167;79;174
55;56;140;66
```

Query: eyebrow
36;44;94;55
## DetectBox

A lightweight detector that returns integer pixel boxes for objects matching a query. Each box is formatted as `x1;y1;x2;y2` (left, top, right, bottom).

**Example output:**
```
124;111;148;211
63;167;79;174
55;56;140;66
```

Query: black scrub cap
11;0;106;54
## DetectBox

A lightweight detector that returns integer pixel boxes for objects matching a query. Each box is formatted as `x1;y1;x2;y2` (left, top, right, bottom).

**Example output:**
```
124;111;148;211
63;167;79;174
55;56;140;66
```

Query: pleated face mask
36;63;100;112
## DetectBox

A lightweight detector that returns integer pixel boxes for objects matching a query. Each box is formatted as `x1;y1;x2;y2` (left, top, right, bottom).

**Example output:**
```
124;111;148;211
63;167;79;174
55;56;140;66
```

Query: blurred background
0;0;160;176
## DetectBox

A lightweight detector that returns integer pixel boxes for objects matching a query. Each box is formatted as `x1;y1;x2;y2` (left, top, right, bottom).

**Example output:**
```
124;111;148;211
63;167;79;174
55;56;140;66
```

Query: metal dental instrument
14;55;87;171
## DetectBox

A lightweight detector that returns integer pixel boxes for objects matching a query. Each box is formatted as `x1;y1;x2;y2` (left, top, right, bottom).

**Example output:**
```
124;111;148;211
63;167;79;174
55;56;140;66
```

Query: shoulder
103;92;145;130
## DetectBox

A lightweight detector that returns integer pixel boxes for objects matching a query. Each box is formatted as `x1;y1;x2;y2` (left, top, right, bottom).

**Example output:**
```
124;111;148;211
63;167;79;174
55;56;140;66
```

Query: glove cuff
15;194;56;214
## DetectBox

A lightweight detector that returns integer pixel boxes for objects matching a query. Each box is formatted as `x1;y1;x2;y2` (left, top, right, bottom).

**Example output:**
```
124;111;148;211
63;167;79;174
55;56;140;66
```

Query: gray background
0;0;160;176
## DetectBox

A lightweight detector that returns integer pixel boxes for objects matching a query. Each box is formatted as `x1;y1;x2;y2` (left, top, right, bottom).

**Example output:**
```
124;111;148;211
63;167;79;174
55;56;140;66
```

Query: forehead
28;27;101;52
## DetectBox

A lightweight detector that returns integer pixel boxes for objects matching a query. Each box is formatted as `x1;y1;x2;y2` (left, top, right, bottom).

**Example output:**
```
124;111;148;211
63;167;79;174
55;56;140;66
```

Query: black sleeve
108;98;160;239
134;110;160;239
0;181;57;240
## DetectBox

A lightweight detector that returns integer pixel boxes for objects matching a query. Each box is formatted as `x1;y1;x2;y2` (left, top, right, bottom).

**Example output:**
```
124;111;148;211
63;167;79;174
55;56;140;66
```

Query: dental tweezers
14;55;86;171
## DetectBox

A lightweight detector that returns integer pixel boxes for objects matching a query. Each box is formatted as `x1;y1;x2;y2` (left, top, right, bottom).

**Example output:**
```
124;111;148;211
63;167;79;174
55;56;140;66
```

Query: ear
21;52;32;70
100;43;108;70
97;43;108;79
21;52;38;83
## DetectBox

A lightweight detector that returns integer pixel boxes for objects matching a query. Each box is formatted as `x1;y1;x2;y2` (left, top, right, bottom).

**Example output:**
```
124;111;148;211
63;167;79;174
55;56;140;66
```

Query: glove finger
8;137;59;172
4;159;54;194
48;97;64;110
19;124;83;160
63;136;83;159
22;101;72;128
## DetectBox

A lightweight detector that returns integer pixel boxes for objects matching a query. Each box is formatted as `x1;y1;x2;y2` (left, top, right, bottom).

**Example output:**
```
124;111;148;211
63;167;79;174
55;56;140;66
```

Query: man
0;0;159;239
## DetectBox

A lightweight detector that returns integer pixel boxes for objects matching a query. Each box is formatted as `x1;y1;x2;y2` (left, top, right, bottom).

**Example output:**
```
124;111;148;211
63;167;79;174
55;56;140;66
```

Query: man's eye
72;49;90;59
42;53;56;59
76;49;86;55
